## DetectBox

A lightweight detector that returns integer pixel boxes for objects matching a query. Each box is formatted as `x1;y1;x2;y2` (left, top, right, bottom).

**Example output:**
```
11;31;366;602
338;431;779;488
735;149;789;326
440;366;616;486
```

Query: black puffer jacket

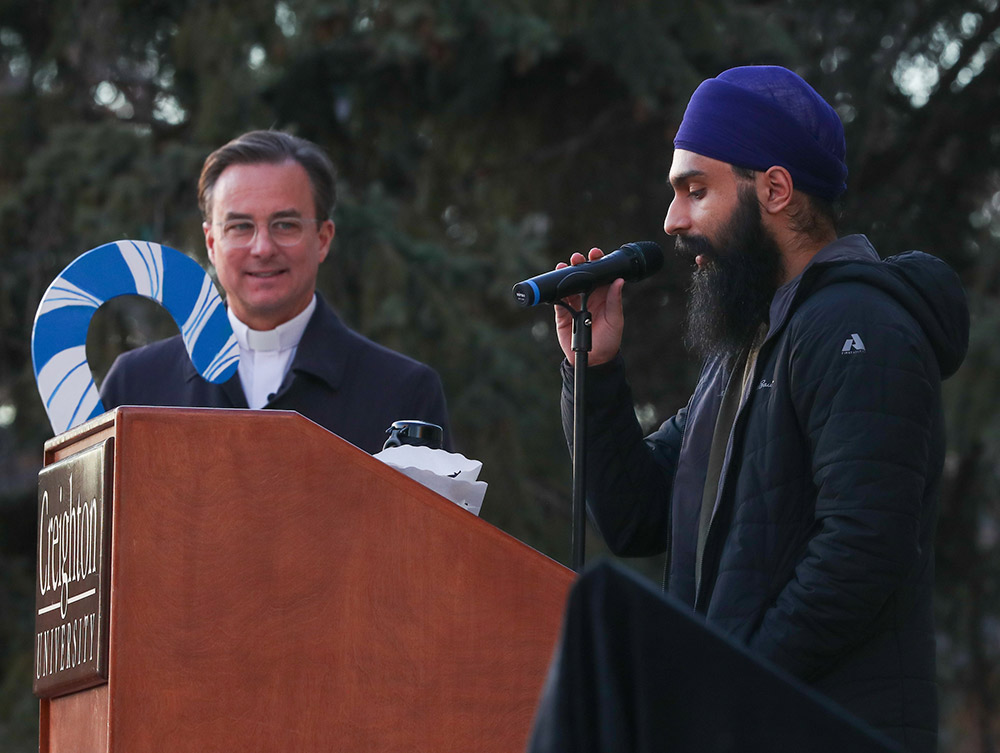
561;235;969;752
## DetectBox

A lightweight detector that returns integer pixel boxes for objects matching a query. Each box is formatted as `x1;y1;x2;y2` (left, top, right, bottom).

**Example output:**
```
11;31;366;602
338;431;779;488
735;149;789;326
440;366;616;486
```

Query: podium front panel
39;407;573;753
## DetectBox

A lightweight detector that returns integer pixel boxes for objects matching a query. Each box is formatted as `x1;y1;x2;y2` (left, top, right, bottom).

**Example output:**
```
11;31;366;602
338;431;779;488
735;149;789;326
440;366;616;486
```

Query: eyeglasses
214;217;320;249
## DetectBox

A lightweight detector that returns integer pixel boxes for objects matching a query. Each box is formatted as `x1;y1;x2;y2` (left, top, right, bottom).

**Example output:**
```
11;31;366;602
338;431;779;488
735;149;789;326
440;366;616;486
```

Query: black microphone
512;241;664;307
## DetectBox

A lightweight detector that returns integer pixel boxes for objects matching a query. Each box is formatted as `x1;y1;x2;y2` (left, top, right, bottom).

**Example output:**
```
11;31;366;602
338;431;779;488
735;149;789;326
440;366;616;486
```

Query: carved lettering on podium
34;438;113;698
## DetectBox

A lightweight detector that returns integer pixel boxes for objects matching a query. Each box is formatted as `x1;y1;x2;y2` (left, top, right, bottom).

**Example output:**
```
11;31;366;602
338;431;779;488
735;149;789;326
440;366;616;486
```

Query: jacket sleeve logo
841;333;866;355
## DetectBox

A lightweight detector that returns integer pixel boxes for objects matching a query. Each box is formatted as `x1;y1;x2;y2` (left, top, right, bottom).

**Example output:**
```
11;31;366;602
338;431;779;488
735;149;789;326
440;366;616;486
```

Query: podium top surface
45;406;311;463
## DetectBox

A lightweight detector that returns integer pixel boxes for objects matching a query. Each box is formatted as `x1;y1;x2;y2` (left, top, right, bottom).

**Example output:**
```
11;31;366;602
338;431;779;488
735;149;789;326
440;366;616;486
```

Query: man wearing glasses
100;130;450;453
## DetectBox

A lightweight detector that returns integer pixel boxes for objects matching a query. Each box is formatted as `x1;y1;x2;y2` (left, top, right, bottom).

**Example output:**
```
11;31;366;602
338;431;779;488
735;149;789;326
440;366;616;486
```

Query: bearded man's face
676;183;784;362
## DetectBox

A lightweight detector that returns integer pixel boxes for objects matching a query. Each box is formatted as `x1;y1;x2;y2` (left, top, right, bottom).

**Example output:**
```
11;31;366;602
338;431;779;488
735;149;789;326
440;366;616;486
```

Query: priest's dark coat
100;294;450;454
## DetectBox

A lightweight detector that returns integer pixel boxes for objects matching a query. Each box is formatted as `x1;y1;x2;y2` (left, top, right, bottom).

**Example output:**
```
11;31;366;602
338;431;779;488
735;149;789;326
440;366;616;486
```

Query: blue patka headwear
674;66;847;201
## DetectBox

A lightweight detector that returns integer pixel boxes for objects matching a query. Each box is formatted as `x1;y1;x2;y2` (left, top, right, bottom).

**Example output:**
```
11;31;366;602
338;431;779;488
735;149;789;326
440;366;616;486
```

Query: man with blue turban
536;66;969;752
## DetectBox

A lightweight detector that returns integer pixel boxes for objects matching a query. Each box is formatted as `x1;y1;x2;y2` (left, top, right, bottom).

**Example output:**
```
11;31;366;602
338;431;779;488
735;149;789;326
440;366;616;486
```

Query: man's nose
663;199;689;236
249;224;277;256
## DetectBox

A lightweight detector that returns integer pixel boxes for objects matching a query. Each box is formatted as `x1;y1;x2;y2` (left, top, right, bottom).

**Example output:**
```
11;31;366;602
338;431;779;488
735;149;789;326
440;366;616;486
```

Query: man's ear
758;166;794;216
317;220;335;264
203;221;216;266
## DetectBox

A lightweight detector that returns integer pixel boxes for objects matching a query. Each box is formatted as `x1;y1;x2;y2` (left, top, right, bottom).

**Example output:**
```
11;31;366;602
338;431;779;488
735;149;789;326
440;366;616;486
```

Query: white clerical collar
228;295;316;352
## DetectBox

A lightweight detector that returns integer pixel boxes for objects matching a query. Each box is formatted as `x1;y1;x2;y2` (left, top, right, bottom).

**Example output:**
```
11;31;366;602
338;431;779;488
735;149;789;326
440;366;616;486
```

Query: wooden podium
37;407;574;752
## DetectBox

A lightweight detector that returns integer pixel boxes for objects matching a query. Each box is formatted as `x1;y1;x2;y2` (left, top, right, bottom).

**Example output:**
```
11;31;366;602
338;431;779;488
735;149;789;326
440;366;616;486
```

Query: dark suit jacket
100;294;451;454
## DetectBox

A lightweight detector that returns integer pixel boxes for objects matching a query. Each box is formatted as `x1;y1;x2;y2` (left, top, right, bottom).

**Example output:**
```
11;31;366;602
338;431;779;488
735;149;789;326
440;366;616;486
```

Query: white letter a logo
841;333;866;354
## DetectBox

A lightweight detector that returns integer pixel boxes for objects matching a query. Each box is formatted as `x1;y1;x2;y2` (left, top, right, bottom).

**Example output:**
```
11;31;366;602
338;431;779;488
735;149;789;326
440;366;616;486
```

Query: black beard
678;187;783;364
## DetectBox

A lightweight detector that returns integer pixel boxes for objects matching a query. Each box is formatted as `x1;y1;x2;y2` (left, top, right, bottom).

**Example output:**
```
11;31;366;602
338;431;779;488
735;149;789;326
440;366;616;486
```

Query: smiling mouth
247;270;286;278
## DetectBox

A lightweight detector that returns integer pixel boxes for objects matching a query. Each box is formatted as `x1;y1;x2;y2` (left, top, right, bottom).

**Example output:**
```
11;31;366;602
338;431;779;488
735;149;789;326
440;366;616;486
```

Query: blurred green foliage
2;1;1000;750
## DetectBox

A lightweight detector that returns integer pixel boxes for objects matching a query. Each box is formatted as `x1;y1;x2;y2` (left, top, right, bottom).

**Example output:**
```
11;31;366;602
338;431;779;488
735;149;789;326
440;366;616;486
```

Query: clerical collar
228;295;316;352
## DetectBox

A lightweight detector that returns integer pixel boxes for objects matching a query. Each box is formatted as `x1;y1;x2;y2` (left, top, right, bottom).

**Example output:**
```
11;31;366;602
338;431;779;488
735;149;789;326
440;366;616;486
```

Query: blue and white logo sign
31;240;238;434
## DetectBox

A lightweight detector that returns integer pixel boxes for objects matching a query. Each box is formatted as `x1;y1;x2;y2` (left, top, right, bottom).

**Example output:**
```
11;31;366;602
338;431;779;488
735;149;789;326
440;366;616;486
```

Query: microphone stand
556;294;591;572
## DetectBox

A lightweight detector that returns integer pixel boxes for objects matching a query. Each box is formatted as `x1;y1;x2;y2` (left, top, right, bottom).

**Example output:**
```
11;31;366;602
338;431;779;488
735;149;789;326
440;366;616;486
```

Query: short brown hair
198;130;337;221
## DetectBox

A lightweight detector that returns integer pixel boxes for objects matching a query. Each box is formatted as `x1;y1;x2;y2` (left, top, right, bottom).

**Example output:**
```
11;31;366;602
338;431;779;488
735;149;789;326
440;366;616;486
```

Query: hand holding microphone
511;241;663;366
512;241;663;307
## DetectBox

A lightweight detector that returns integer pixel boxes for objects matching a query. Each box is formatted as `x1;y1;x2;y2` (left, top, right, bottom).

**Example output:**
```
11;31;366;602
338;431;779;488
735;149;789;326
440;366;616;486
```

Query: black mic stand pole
556;294;591;572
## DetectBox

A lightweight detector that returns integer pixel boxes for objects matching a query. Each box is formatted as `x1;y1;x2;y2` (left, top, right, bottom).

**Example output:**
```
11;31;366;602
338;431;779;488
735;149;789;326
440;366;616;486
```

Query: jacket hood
771;235;969;379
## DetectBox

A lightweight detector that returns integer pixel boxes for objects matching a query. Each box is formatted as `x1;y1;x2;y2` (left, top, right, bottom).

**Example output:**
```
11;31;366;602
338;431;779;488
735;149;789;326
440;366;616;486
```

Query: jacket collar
766;234;879;340
283;292;350;391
